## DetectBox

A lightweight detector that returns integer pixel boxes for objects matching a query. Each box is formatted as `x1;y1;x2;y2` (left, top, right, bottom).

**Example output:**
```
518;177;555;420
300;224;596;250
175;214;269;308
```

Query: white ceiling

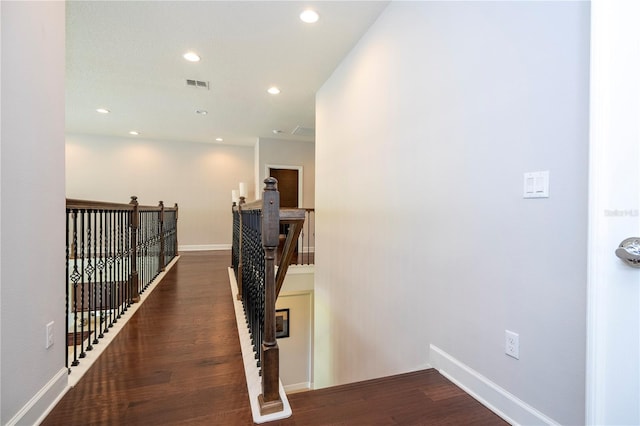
65;1;389;146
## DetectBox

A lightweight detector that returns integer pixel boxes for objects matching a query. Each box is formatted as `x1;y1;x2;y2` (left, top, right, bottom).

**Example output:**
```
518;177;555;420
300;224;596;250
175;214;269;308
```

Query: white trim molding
6;368;68;426
587;2;640;425
429;345;559;426
179;244;231;252
284;382;311;393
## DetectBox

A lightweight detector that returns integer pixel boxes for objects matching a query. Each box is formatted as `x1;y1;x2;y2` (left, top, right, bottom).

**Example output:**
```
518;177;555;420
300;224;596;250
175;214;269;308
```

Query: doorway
267;166;303;265
268;166;303;208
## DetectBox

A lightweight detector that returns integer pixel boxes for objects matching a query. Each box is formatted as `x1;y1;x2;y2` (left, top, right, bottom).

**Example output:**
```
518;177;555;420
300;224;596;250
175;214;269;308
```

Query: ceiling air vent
186;79;210;89
291;125;314;137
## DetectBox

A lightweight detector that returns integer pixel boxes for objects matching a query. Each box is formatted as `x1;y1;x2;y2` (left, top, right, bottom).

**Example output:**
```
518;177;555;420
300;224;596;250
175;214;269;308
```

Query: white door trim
587;1;640;424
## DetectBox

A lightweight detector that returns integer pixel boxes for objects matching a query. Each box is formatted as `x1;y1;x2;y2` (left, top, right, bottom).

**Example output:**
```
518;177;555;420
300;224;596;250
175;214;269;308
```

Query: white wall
315;2;589;425
66;134;254;249
256;137;315;208
1;2;68;424
276;269;314;392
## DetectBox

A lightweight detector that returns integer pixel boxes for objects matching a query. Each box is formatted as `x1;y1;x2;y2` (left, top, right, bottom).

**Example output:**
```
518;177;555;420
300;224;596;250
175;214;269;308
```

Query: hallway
43;251;506;425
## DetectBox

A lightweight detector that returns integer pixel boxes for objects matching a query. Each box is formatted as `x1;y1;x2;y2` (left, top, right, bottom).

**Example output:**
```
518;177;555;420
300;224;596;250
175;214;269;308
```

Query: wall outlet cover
505;329;519;359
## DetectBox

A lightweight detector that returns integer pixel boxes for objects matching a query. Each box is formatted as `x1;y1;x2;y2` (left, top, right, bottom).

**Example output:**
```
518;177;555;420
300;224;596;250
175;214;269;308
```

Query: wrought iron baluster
79;210;86;358
116;211;123;318
143;211;149;291
65;209;70;371
106;210;114;331
129;196;139;303
70;209;80;366
113;211;118;320
85;209;94;352
124;210;130;305
139;211;145;295
126;209;132;304
97;210;105;340
153;210;160;281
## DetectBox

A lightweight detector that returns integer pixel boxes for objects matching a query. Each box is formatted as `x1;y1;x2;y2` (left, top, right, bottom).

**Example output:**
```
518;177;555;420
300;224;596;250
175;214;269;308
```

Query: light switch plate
523;171;549;198
46;321;54;349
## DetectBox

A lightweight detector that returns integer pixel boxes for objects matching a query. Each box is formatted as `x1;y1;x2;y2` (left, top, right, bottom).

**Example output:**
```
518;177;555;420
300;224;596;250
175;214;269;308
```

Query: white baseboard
429;344;559;426
6;368;68;426
179;244;231;251
278;264;314;275
284;382;311;393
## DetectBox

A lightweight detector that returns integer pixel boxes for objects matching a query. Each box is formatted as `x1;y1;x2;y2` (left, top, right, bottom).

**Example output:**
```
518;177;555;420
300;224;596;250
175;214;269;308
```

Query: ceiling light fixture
183;51;201;62
129;131;140;136
215;137;223;142
267;86;281;95
96;108;110;114
196;110;208;115
300;9;319;24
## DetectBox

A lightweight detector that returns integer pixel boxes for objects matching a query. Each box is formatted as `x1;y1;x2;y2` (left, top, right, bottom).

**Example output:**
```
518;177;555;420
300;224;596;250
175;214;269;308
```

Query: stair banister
259;177;283;414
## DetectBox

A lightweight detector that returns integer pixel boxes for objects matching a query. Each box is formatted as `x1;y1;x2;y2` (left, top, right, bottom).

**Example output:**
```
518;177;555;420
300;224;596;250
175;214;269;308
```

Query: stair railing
232;178;305;415
65;197;178;371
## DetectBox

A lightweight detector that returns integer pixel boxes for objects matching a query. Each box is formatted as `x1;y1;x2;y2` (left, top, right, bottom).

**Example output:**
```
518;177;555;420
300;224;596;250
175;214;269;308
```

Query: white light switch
523;171;549;198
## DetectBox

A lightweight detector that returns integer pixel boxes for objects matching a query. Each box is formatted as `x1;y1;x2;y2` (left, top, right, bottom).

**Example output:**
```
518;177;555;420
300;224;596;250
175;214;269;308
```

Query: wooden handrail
66;198;135;210
66;198;178;212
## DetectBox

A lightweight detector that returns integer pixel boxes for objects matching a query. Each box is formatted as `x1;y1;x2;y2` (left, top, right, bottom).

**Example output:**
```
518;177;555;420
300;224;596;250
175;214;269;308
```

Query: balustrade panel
231;178;304;415
241;209;265;368
65;197;178;371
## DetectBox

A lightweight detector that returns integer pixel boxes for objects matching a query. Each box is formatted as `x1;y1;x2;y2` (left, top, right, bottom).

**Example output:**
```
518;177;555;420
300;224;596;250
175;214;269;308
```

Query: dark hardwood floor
43;251;507;426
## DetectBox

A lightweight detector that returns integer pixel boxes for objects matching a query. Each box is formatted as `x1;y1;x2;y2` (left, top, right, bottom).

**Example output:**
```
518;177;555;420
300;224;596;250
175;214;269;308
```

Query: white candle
232;190;239;203
239;182;247;197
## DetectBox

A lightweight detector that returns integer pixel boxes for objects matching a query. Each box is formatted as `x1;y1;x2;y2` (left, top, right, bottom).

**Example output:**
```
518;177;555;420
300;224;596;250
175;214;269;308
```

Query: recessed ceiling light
272;129;283;134
183;51;201;62
267;86;281;95
300;9;319;24
96;108;110;114
196;110;208;115
129;131;140;136
215;137;223;142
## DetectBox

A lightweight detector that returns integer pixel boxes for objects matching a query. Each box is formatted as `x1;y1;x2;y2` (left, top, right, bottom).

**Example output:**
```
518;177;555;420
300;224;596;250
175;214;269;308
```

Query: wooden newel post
258;177;283;415
159;201;166;272
129;196;140;303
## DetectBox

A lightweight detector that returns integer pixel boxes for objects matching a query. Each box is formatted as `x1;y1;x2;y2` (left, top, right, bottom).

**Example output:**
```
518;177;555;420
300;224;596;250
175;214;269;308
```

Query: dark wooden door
269;168;299;208
269;168;300;265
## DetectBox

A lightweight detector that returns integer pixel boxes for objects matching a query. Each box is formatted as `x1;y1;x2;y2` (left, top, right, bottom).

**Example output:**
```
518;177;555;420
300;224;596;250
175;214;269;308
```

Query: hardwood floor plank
43;251;508;426
273;371;508;426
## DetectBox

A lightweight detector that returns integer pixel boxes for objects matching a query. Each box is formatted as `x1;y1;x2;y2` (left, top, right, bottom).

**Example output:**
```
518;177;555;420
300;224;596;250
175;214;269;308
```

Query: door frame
587;1;640;424
265;164;304;208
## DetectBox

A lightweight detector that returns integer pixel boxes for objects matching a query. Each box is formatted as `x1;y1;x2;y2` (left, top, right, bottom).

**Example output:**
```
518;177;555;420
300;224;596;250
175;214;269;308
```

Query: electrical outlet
505;330;519;359
46;321;54;349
